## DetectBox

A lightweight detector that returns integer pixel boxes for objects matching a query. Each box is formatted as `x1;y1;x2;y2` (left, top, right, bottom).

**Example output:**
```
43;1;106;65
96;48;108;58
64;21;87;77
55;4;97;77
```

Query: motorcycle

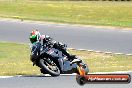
30;42;89;76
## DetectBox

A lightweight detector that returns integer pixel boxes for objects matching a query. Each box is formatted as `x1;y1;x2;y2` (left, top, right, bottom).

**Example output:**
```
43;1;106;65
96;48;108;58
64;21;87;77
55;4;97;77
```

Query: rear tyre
39;57;60;77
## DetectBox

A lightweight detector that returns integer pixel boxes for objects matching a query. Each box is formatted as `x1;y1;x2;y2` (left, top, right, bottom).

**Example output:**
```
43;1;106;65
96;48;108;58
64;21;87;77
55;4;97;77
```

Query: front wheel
39;57;60;77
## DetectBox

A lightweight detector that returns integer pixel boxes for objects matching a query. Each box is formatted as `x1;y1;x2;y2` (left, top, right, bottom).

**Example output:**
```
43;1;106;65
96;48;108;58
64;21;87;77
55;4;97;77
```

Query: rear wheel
39;57;60;77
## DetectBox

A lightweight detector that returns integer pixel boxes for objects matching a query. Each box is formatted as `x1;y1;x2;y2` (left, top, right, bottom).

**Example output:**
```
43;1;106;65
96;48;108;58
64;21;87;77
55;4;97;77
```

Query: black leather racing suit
30;35;75;62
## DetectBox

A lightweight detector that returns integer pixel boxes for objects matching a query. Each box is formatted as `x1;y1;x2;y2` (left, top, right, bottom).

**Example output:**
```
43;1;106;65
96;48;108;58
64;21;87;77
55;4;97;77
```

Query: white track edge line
0;76;14;78
68;48;132;56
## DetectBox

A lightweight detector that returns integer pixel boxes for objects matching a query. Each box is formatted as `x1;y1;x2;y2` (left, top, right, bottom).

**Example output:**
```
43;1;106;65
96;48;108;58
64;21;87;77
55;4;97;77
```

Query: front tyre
39;58;60;77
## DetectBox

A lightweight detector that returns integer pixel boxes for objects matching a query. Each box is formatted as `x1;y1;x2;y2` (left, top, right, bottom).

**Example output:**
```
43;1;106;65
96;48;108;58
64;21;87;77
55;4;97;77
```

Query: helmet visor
30;35;37;44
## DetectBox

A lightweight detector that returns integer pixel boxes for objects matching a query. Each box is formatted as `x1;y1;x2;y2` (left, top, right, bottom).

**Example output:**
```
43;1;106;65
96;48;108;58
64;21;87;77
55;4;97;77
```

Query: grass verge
0;42;132;76
0;1;132;27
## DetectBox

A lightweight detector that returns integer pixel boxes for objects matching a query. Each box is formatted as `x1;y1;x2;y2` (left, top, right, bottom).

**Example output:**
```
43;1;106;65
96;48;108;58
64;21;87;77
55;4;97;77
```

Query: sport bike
30;42;89;76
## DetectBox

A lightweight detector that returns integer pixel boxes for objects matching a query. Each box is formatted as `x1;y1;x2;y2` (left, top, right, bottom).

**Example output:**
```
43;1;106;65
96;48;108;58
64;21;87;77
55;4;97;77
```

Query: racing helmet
30;30;41;44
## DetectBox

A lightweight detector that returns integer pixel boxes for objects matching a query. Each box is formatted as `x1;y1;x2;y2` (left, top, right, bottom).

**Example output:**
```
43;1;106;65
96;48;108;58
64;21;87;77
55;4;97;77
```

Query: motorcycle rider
29;29;80;63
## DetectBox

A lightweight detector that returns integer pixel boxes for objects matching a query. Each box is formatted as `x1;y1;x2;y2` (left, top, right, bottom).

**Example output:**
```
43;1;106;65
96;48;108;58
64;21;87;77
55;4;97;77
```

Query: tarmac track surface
0;73;131;88
0;20;132;54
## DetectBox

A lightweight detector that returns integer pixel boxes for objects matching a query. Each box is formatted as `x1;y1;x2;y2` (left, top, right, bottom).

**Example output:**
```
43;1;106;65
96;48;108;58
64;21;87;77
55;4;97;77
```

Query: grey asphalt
0;20;132;54
0;73;131;88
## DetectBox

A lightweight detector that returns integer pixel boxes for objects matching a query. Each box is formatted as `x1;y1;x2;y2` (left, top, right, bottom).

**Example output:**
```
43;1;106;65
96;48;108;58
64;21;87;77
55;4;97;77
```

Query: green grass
0;42;132;76
0;1;132;27
69;50;132;73
0;42;40;76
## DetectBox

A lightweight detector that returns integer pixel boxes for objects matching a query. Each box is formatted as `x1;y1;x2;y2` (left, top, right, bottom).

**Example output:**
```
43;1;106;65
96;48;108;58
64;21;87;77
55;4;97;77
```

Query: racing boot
68;55;82;64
